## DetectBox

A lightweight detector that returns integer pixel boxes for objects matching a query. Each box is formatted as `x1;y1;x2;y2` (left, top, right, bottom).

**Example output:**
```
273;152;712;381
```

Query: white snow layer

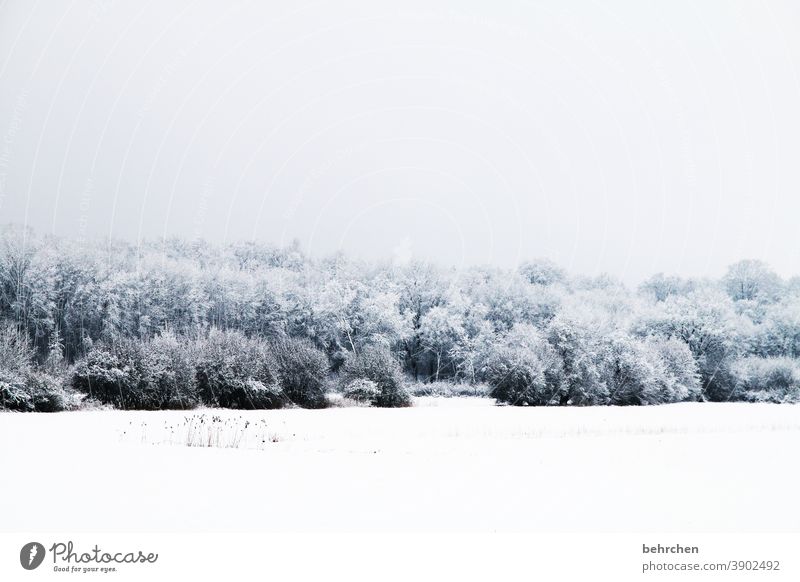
1;398;798;532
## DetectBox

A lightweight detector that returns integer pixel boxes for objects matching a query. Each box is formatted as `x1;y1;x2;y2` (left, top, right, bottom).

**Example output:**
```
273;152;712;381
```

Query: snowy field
1;398;799;532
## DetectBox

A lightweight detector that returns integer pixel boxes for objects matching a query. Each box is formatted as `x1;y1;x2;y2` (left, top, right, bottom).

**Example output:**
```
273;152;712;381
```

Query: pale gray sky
1;0;799;283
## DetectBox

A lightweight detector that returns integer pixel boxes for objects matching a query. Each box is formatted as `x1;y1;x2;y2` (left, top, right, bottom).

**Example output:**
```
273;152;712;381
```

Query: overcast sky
1;0;799;283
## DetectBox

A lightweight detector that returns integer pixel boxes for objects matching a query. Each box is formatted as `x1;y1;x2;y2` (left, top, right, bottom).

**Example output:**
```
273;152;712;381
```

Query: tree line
1;224;799;411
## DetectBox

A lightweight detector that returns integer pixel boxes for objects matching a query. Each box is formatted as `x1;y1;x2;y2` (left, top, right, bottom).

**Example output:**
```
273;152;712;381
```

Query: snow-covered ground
1;398;798;532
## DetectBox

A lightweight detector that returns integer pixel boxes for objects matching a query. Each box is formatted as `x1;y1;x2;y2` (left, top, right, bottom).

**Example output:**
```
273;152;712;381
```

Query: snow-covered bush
547;331;700;407
195;330;286;409
0;369;28;410
546;317;610;406
0;323;32;371
23;371;73;412
71;347;134;406
731;357;800;403
600;335;655;406
141;332;199;409
9;368;75;412
408;380;489;398
0;324;74;412
642;337;702;404
72;335;198;410
271;337;329;408
342;378;381;405
484;324;561;406
0;368;72;412
339;345;411;407
751;298;800;358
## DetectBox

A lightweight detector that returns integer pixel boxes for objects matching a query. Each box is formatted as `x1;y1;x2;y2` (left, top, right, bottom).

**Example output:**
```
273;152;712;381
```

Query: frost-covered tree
461;267;560;332
445;291;494;383
723;260;783;304
730;357;800;403
545;314;609;405
194;329;286;410
639;273;695;302
752;299;800;358
419;305;462;381
484;324;561;406
603;334;700;405
339;344;411;407
634;288;749;401
271;337;329;408
518;259;566;287
393;261;446;380
644;337;702;403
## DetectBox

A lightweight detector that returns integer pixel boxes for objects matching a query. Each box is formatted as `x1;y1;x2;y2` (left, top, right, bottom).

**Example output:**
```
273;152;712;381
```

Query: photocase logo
16;540;159;573
20;542;45;570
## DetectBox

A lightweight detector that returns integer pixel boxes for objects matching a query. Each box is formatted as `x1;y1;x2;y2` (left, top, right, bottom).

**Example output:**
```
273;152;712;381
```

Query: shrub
545;317;610;405
26;372;72;412
272;337;329;408
484;325;561;406
643;337;702;404
0;368;72;412
0;324;32;371
342;378;381;405
141;332;199;409
72;334;198;410
0;324;74;412
589;335;700;406
0;369;30;411
72;342;145;409
407;381;490;398
339;345;411;407
195;329;286;409
72;348;125;397
603;335;662;406
731;357;800;403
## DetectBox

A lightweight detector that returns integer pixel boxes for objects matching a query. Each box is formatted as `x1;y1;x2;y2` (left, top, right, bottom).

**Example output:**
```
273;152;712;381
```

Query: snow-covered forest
2;224;800;412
